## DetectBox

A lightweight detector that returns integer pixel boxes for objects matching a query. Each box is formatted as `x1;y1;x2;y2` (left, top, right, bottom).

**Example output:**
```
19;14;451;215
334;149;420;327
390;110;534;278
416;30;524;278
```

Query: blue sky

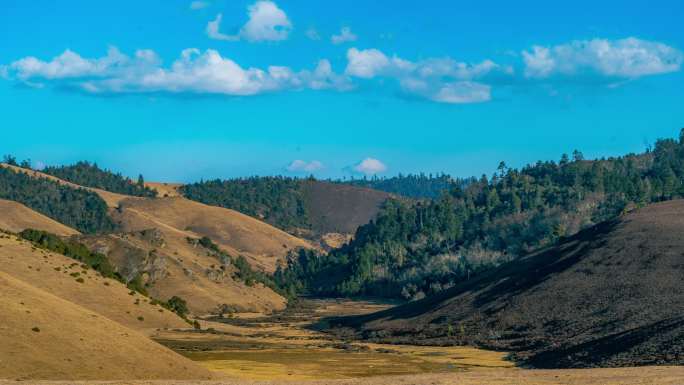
1;0;683;182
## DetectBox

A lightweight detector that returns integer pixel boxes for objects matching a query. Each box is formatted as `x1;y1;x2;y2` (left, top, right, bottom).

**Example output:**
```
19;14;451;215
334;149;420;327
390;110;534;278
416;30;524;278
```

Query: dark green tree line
0;167;116;234
43;161;157;197
275;130;684;301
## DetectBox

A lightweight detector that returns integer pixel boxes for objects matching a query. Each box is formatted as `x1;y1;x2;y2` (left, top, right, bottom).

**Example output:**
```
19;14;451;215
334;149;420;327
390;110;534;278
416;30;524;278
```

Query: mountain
329;200;684;368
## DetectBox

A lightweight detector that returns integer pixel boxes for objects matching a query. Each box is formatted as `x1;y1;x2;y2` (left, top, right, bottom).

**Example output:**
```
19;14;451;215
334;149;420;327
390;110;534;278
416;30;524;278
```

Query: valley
4;136;684;383
155;298;514;381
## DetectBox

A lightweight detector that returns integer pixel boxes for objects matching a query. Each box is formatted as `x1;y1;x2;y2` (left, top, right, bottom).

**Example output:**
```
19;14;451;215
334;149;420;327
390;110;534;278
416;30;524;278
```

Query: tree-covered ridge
276;130;684;301
341;173;461;199
0;166;116;234
42;161;157;197
180;177;309;230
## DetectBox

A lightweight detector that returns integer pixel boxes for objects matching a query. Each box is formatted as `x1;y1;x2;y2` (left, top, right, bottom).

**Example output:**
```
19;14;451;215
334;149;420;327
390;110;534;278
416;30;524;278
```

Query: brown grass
112;196;313;273
3;366;683;385
0;199;80;236
0;165;315;314
145;182;183;198
0;271;213;381
0;233;188;332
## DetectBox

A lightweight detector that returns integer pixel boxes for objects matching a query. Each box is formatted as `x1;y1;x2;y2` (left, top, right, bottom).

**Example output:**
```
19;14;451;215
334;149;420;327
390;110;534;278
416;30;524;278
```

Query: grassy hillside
330;200;684;368
0;165;311;314
0;270;212;381
276;131;684;300
111;196;312;272
0;199;80;236
0;164;116;234
0;231;189;331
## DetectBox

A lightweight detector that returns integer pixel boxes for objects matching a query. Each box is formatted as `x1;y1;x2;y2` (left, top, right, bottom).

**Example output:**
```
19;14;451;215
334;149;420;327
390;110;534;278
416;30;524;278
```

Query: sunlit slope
78;230;287;314
0;270;213;381
0;233;188;332
0;199;80;236
113;196;313;272
0;164;313;313
1;163;313;270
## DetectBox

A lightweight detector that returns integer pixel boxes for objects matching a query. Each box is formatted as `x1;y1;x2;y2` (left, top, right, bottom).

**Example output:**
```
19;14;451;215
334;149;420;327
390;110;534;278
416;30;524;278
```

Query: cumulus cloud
345;47;498;103
523;37;683;79
10;47;130;80
206;14;239;41
189;1;209;10
353;158;387;175
331;27;357;45
207;1;292;42
286;160;324;173
5;48;351;96
345;48;392;78
430;81;491;104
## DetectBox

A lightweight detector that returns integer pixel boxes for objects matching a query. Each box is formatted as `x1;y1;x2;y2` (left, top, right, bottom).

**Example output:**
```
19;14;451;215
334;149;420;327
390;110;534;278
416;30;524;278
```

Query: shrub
165;296;189;318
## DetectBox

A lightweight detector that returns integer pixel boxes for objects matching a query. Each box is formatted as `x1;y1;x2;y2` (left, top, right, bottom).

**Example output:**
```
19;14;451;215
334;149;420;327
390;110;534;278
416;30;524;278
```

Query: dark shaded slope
330;200;684;368
303;180;391;234
180;177;391;237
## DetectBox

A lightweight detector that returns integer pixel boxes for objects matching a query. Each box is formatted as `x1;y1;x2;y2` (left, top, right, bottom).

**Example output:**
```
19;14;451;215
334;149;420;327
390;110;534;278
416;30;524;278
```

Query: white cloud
286;160;324;173
206;14;239;41
345;47;499;104
345;48;391;78
353;158;387;175
305;27;321;41
10;47;128;80
523;37;683;79
331;27;357;45
5;48;351;96
207;1;292;42
190;1;209;10
430;81;491;104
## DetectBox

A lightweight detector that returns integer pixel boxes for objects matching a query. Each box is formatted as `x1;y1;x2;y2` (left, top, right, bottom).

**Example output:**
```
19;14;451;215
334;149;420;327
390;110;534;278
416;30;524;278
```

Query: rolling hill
302;179;393;235
0;232;189;332
1;164;313;314
179;178;393;246
0;199;80;237
0;270;212;381
330;200;684;368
